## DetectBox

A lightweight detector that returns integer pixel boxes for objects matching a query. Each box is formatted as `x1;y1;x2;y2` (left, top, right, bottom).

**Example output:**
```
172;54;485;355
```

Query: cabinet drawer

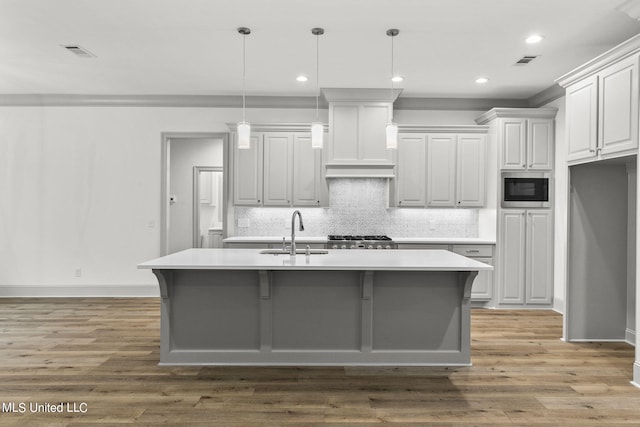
397;244;450;250
451;245;493;257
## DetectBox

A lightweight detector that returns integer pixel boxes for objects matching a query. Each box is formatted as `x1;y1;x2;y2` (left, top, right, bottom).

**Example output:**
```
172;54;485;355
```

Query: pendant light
385;28;399;150
237;27;251;149
311;27;325;149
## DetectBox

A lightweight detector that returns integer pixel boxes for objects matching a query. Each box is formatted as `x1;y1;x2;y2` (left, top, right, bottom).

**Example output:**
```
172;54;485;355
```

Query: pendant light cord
390;30;395;122
242;32;246;122
315;32;320;120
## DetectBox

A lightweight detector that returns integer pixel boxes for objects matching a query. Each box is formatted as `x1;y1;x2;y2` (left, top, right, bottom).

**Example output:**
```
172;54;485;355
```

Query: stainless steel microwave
501;172;551;208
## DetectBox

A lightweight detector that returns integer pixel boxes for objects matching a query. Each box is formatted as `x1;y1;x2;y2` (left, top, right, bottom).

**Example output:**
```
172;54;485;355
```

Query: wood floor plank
0;298;638;425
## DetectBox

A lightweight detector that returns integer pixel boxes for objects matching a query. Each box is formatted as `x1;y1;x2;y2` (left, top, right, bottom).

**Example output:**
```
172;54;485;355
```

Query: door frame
161;132;229;255
192;166;224;248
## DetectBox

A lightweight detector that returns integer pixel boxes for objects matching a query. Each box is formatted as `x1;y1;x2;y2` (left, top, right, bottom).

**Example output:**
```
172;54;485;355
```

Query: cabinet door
566;76;598;162
471;257;494;301
527;119;554;170
599;56;639;156
233;133;263;205
526;210;553;304
456;134;486;207
499;210;526;304
426;135;456;206
500;119;526;169
292;133;322;206
397;134;426;207
263;133;293;206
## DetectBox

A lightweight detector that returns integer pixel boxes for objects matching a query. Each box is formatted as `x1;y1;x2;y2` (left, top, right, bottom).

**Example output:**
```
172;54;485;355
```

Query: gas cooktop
326;235;396;249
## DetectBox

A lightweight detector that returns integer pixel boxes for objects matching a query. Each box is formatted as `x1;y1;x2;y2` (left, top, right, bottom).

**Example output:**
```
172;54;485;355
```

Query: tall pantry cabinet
476;108;557;307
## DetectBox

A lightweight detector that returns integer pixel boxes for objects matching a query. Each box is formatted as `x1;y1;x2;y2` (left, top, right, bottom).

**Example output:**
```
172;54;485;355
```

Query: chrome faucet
290;210;304;255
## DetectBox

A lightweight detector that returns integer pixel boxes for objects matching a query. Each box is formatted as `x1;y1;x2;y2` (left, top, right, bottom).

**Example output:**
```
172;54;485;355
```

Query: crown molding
0;94;324;108
321;88;402;103
397;124;489;134
556;33;640;87
394;97;529;111
0;92;554;112
527;84;565;107
475;107;558;125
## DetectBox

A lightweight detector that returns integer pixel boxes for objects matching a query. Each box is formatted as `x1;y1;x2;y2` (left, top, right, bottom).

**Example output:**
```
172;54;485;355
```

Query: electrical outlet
147;220;156;228
74;268;82;277
238;218;250;228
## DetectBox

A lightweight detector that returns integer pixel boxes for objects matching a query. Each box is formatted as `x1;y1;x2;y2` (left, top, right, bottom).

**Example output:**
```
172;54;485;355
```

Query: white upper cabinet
501;119;527;169
233;133;263;206
456;134;486;206
263;133;293;206
231;126;325;208
527;119;554;170
557;38;640;164
566;76;598;162
426;134;456;207
397;134;427;207
292;133;322;206
396;127;488;208
598;56;638;156
499;118;553;170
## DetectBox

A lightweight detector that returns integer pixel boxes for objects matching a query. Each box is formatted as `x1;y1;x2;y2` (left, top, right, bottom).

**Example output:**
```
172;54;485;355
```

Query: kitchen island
138;248;491;366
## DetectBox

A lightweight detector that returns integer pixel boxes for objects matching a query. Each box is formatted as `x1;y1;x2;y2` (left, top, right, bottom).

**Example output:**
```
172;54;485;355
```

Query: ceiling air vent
515;55;538;65
62;45;96;58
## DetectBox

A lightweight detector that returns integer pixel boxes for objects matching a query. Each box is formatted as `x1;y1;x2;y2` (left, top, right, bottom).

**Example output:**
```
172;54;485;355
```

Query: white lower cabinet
399;243;494;302
451;245;494;301
499;209;553;305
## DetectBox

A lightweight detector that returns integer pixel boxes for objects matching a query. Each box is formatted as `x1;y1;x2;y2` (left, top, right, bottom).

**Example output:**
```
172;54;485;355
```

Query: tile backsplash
233;178;478;237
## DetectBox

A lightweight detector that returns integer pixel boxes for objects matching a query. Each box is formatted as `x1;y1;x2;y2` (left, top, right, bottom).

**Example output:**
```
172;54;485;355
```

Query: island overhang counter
138;248;492;366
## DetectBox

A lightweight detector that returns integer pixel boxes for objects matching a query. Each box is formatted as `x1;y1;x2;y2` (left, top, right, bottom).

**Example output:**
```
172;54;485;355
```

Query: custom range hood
323;88;402;179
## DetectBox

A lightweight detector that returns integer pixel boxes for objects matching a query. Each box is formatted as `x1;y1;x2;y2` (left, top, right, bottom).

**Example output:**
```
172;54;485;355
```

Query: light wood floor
0;298;638;426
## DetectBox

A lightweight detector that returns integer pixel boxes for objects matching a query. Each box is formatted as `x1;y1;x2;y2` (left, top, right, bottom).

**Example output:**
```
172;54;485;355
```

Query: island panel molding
139;248;490;366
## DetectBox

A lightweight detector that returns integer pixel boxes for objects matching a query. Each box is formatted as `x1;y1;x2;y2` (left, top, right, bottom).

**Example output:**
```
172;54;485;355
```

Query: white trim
565;338;629;343
556;33;640;87
633;362;640;388
0;93;539;111
475;107;559;124
397;124;489;134
0;285;159;298
627;328;637;346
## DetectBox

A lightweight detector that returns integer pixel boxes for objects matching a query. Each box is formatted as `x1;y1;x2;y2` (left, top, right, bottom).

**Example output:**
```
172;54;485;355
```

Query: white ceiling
2;0;640;100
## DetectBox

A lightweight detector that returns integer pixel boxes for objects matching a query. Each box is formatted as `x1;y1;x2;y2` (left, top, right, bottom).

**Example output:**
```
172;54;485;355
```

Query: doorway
566;156;636;344
161;133;229;255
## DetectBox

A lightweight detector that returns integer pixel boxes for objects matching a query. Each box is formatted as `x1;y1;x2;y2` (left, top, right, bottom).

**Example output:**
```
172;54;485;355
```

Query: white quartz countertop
393;237;496;245
139;248;493;271
223;236;496;245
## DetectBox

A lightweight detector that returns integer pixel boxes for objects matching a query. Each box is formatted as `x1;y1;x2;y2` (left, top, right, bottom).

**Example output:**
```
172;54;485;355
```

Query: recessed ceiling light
525;34;544;44
475;77;489;84
296;75;308;82
391;76;403;83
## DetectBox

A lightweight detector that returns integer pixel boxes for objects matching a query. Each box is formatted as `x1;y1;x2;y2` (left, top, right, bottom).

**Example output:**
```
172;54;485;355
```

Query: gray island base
138;249;492;366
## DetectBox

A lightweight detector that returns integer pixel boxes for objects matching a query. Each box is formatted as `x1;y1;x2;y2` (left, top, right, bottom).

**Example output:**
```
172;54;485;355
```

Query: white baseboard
626;328;636;346
0;284;159;298
633;362;640;389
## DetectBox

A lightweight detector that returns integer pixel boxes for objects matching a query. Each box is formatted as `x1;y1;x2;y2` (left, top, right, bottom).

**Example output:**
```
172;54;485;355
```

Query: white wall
0;105;480;297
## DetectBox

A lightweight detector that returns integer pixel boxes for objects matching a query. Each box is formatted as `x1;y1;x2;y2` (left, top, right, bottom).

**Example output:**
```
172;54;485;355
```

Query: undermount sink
259;249;328;255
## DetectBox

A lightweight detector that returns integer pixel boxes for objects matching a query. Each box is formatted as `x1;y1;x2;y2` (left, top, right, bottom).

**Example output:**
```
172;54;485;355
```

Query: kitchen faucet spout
290;210;304;255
